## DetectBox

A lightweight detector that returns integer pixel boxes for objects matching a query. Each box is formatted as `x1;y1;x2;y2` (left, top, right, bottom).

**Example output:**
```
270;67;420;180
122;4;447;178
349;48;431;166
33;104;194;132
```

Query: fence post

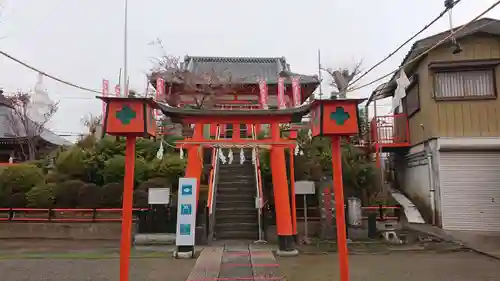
92;209;97;222
394;204;402;222
378;204;384;220
8;208;13;220
48;208;53;221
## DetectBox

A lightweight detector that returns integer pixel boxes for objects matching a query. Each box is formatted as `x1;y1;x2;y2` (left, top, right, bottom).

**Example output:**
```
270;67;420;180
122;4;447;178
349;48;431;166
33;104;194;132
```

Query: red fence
0;208;149;222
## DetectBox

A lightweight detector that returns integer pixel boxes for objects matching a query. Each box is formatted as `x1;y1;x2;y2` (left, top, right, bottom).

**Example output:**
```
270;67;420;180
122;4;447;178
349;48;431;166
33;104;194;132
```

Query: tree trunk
27;140;37;161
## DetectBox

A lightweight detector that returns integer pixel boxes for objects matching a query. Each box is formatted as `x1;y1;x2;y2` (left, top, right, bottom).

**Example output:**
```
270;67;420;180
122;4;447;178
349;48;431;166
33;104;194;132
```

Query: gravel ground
0;258;195;281
278;251;500;281
0;239;194;281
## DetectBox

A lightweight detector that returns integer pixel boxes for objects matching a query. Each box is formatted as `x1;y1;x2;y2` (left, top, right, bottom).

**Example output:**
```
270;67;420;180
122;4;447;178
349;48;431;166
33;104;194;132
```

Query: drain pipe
421;124;436;225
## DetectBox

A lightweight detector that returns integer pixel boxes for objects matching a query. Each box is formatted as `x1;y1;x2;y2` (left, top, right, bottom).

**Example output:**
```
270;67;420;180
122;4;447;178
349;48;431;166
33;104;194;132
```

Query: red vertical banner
156;78;165;118
115;84;121;97
258;79;269;110
291;76;301;107
277;77;286;109
102;79;109;115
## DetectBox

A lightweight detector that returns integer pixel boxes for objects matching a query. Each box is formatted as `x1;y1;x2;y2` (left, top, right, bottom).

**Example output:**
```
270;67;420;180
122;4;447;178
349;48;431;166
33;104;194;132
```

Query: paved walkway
186;244;284;281
445;230;500;259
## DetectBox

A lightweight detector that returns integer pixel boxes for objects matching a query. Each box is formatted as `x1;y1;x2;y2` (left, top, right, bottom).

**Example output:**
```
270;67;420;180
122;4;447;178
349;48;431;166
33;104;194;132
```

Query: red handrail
0;208;148;223
371;114;410;144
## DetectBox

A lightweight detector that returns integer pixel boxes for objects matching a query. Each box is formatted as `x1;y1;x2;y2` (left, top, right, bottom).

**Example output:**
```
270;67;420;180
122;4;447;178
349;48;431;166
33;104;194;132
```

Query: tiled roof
183;56;319;84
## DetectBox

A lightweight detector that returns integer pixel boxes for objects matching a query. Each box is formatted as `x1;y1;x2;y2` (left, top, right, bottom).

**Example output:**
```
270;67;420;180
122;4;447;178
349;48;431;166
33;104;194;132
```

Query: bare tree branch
5;91;58;160
325;59;363;97
81;113;102;135
149;39;245;109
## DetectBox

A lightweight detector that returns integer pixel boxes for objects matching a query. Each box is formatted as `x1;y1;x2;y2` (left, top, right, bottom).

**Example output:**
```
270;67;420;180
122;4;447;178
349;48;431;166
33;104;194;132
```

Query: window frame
432;65;497;101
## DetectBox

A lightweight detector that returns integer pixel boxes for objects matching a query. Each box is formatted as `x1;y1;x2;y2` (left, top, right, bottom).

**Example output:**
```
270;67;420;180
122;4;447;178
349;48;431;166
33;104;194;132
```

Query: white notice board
295;181;315;195
148;188;170;204
175;178;198;246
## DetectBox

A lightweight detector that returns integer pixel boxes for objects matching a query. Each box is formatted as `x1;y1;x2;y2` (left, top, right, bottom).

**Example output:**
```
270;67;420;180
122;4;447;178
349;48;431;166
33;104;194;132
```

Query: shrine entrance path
186;243;285;281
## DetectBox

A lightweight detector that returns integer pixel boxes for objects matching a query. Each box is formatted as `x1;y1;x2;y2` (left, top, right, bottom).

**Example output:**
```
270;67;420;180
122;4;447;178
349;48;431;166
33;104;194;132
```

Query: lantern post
309;98;365;281
98;96;158;281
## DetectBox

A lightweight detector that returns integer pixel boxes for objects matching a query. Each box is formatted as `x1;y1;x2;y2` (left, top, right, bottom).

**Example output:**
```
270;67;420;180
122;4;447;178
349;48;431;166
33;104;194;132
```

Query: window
434;69;496;100
402;82;420;117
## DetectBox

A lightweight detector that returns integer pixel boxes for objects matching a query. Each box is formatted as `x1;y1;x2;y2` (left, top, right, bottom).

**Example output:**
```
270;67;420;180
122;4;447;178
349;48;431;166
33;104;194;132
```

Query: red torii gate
161;103;306;256
98;96;363;281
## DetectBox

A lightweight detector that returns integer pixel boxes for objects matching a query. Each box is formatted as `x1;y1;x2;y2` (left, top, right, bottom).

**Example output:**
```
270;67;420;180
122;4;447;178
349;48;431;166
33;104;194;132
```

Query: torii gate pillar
270;122;297;255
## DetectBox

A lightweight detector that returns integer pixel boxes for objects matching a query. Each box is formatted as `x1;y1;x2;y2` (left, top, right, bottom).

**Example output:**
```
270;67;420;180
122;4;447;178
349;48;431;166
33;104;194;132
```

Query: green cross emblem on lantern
330;106;350;125
116;105;137;125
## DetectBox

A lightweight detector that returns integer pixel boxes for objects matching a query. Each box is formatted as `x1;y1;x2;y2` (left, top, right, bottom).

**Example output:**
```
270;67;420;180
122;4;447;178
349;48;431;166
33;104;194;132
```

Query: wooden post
120;136;136;281
331;136;349;281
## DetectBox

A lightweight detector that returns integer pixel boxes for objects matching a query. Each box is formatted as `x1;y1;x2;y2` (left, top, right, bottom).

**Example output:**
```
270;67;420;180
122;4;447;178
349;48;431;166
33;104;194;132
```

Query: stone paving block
250;244;285;280
186;247;223;281
219;244;254;280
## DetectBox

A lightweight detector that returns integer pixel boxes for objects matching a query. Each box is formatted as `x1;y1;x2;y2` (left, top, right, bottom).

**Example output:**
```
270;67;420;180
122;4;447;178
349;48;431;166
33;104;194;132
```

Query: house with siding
367;18;500;232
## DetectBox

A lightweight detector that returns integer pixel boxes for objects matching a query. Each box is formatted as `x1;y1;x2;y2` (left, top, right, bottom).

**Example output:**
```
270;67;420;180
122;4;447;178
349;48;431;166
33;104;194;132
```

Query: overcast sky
0;0;498;139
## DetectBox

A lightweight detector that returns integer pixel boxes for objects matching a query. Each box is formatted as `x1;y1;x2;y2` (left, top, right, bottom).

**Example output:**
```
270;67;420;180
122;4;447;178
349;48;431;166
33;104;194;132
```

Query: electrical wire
349;0;500;92
348;0;464;88
0;50;101;94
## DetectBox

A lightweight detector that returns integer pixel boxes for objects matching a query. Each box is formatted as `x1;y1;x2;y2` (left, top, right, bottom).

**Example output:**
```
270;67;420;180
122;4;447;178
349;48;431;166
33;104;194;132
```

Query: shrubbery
0;136;185;208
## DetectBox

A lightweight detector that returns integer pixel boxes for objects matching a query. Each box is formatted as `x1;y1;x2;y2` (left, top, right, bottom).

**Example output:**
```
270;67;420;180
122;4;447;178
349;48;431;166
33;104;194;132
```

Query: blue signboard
176;178;197;246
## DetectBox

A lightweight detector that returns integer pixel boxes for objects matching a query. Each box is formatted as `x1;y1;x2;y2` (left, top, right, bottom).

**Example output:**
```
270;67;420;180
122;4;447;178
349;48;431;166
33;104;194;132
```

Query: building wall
396;143;434;222
411;35;500;144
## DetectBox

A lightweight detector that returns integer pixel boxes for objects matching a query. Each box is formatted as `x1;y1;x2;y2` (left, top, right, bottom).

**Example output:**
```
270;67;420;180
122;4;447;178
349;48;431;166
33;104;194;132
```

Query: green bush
100;182;123;208
53;180;85;208
0;164;43;206
78;183;101;208
45;172;71;184
137;177;171;192
133;190;148;208
100;155;150;185
0;164;43;193
152;155;186;180
4;193;27;207
55;147;87;179
26;183;55;208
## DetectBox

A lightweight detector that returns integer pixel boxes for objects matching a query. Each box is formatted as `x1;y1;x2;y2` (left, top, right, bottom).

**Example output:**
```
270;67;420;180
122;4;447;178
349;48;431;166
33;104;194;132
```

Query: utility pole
317;49;323;100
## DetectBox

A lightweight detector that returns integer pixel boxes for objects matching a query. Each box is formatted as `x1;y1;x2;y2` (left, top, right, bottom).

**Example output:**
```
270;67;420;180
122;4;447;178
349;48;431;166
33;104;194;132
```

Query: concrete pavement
444;230;500;259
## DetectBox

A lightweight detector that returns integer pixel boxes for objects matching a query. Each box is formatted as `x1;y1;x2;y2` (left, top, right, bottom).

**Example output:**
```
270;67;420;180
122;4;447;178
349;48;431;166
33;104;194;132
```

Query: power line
0;50;101;94
349;0;463;88
349;0;500;92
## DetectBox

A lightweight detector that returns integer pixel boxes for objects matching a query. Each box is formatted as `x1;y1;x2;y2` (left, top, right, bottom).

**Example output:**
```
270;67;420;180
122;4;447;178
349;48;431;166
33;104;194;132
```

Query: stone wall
0;223;133;240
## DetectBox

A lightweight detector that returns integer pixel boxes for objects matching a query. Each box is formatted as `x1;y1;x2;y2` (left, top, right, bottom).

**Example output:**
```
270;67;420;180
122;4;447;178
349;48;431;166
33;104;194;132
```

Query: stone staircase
214;149;259;240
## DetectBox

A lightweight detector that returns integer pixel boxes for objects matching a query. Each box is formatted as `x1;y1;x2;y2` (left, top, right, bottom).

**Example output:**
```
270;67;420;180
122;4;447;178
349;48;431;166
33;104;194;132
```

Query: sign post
295;181;315;244
309;98;365;281
175;177;198;258
97;96;158;281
